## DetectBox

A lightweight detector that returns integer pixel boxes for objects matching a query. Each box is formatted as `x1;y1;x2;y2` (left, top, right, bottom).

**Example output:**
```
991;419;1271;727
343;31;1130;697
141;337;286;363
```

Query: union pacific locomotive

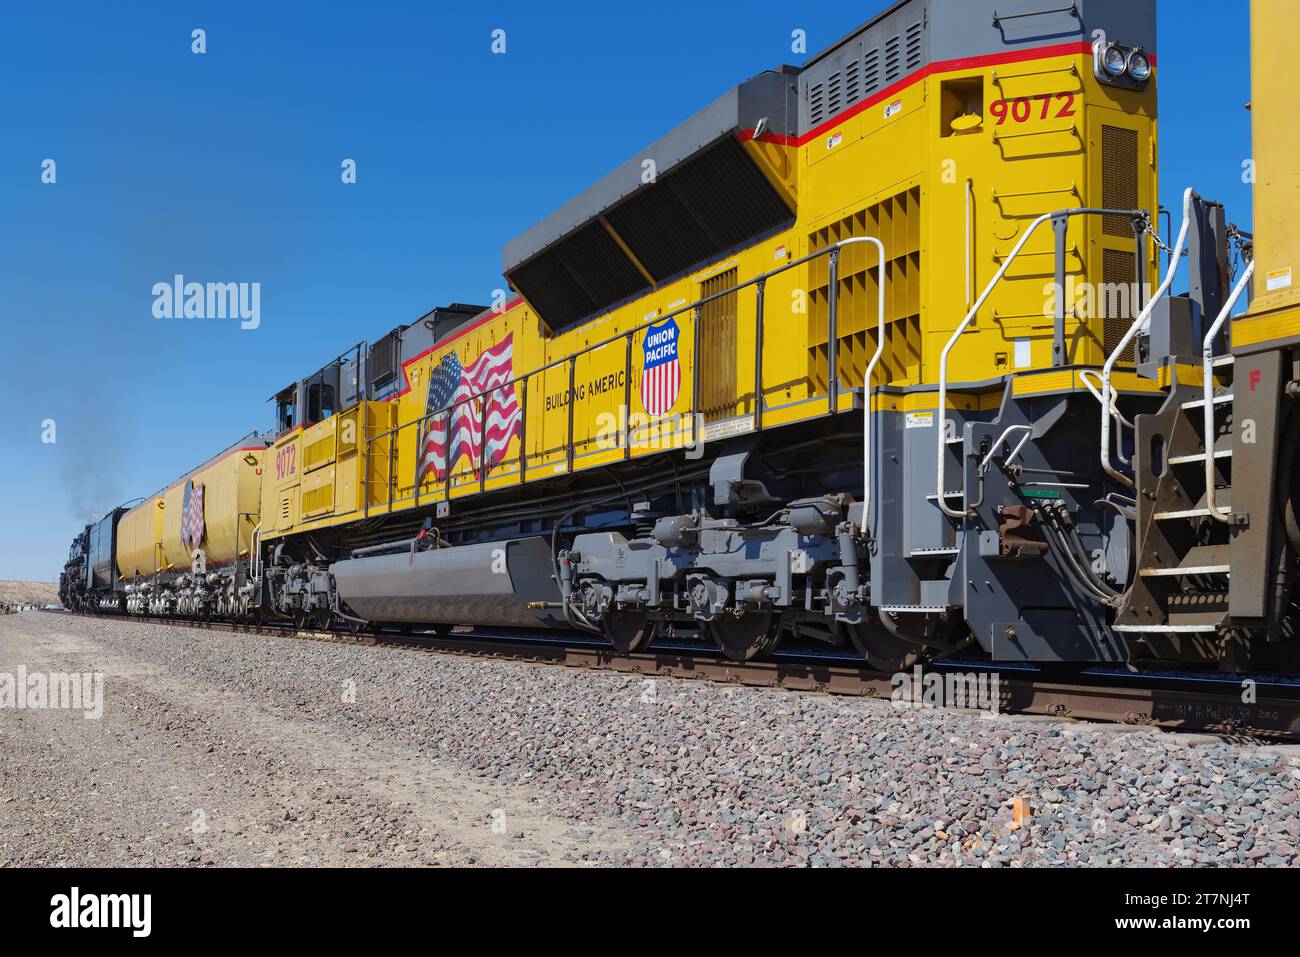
61;0;1300;673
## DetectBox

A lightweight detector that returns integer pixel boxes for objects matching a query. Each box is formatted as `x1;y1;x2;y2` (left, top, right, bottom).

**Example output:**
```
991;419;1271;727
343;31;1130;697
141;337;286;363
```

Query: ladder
1113;358;1236;657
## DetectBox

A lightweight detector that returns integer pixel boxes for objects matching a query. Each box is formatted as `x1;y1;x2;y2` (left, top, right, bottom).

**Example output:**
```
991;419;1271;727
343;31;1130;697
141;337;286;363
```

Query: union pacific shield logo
640;317;680;416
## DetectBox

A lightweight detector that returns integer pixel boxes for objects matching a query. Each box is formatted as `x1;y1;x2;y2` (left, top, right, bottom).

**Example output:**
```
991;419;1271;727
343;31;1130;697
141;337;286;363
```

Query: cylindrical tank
331;537;563;628
161;445;265;571
116;496;164;580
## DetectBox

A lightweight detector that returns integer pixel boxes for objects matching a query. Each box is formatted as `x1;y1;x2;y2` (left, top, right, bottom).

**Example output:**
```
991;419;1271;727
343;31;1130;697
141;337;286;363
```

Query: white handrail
1078;369;1134;428
249;522;262;580
1202;260;1255;524
936;210;1060;518
831;236;887;536
1100;187;1196;487
979;424;1034;473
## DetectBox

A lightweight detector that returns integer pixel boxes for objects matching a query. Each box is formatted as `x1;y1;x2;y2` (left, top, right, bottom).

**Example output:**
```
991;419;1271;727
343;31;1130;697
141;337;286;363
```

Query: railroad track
44;609;1300;740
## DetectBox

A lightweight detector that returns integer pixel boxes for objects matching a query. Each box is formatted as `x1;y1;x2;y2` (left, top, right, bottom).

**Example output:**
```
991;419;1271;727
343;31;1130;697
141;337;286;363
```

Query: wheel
602;610;657;654
346;617;366;636
709;612;782;662
840;620;923;672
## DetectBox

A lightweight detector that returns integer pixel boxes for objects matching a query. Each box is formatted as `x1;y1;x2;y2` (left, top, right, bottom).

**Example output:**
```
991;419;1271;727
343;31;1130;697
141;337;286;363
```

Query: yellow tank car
160;436;268;575
115;496;164;581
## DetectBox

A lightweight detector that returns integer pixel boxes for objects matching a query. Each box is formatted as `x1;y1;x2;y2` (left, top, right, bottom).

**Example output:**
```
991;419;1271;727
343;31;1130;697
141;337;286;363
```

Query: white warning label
1267;267;1293;292
905;411;934;429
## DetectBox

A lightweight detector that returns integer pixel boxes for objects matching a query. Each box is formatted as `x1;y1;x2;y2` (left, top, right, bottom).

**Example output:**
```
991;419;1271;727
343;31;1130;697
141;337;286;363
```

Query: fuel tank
331;537;564;628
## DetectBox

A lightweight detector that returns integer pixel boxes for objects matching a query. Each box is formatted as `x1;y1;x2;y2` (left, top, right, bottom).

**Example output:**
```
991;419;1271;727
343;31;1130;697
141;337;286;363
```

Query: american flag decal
417;334;522;485
640;317;681;417
180;480;205;552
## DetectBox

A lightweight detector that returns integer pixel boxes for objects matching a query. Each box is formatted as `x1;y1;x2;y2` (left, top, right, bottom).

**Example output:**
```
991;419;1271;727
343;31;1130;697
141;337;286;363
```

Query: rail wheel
602;610;657;654
839;620;922;672
710;612;782;662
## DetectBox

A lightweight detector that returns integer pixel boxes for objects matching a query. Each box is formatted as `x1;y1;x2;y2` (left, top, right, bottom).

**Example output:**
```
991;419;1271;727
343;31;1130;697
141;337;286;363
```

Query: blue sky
0;0;1254;581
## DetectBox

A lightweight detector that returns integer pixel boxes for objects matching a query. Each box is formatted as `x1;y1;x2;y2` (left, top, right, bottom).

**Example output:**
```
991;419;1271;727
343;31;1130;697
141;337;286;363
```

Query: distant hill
0;581;60;607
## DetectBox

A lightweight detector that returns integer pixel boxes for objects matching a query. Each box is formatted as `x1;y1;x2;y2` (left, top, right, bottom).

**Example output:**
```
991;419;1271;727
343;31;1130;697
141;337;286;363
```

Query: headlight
1101;43;1128;77
1127;49;1152;83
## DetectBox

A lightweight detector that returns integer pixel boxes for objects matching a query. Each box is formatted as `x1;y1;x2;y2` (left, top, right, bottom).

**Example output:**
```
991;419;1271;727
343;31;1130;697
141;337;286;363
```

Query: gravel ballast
1;612;1298;867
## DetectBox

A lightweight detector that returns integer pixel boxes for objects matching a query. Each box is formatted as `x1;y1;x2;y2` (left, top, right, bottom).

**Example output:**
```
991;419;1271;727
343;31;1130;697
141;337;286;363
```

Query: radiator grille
1102;126;1140;237
506;219;649;332
807;186;923;396
605;136;793;286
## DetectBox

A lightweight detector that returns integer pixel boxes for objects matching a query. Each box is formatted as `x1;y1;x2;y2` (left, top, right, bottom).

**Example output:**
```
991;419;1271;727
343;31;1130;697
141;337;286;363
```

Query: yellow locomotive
62;0;1300;672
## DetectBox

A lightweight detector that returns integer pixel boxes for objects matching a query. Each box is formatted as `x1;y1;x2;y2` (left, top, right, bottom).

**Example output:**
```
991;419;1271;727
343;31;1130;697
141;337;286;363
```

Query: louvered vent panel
844;60;860;104
806;187;923;394
885;36;901;82
699;268;739;423
906;22;924;70
825;71;842;117
1102;126;1140;237
1103;247;1138;363
864;49;881;95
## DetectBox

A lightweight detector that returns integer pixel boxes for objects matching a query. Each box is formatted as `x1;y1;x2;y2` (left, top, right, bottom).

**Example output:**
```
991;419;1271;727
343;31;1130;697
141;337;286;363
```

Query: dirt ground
0;613;639;866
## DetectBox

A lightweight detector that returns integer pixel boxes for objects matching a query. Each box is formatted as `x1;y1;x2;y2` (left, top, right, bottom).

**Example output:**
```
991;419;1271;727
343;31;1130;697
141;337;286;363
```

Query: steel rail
54;609;1300;740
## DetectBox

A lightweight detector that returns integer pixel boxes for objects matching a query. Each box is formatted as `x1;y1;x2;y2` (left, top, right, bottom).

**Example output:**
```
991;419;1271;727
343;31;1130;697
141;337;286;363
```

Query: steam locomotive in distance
62;0;1300;675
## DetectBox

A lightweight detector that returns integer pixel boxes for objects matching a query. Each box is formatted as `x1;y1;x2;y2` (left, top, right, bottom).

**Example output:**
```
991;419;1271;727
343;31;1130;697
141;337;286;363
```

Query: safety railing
1201;260;1256;523
1099;188;1196;488
360;235;889;517
936;206;1149;518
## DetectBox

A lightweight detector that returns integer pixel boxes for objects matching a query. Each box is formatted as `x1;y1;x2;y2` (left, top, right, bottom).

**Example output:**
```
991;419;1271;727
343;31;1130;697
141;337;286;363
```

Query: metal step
1180;393;1233;411
1138;545;1230;579
879;605;947;614
1212;355;1235;368
909;546;959;557
1112;623;1219;634
925;491;966;501
1167;448;1232;466
1153;504;1232;521
1139;564;1231;578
